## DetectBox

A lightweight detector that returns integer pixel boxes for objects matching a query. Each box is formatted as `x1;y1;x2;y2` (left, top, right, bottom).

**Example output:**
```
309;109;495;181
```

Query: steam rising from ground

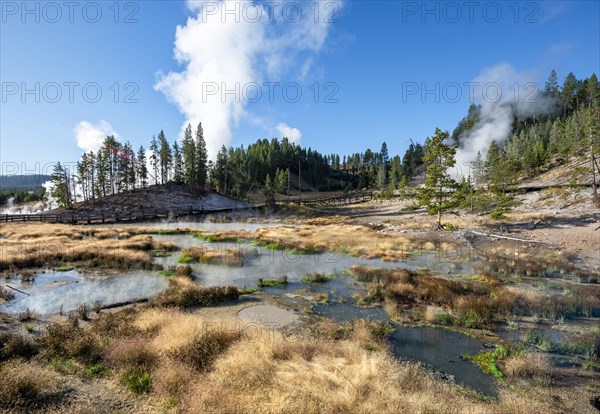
155;0;341;157
0;181;57;214
451;63;558;178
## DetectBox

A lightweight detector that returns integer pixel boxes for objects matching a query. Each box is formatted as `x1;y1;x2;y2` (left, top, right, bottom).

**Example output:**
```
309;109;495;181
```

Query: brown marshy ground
1;217;599;413
0;223;177;271
0;297;568;414
179;246;244;267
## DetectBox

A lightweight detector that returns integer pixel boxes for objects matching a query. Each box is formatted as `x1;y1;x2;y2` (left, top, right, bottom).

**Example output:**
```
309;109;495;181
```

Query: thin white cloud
537;2;569;24
73;120;119;153
155;0;342;158
548;41;572;55
276;122;302;143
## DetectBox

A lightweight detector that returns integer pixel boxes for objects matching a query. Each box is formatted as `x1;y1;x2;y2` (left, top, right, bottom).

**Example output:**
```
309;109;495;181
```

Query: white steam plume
452;63;558;178
155;0;341;158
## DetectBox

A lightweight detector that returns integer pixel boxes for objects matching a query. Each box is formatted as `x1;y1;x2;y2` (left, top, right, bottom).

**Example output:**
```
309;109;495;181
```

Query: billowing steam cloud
452;63;558;178
155;0;341;157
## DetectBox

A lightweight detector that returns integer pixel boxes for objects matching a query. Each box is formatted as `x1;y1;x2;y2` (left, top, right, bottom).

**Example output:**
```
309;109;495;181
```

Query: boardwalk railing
291;192;372;206
2;206;255;225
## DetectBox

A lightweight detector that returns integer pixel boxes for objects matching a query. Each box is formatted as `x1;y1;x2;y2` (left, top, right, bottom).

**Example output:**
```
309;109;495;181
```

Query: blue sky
1;0;599;174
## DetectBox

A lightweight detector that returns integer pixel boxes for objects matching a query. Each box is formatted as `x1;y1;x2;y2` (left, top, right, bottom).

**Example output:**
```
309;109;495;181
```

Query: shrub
0;286;15;301
454;296;497;328
258;276;288;288
124;369;152;393
105;338;157;371
504;352;553;385
0;333;37;361
300;273;336;283
176;264;193;279
172;329;240;372
558;332;599;358
77;303;90;320
17;308;35;322
92;300;103;314
0;361;56;407
436;312;454;325
525;330;553;351
154;278;239;308
40;321;102;364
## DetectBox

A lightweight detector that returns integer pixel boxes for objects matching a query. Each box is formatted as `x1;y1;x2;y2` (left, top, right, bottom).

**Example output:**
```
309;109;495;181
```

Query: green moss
300;273;336;283
56;266;75;272
257;276;288;287
152;250;171;258
194;233;240;243
157;270;176;278
239;287;257;295
462;345;509;380
176;252;193;264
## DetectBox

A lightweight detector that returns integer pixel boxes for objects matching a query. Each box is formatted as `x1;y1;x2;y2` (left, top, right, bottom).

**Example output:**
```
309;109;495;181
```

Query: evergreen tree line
0;189;46;207
51;125;426;207
415;71;600;225
466;71;600;193
50;71;596;209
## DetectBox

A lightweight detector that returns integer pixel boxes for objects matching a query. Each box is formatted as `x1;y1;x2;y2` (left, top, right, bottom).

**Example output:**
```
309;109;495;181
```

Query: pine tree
585;73;599;108
195;123;208;188
274;168;288;194
416;128;457;228
264;174;275;208
390;155;402;188
50;162;71;208
173;141;183;183
214;145;228;192
158;130;172;184
149;135;159;185
544;69;559;97
95;150;108;197
182;124;196;185
137;145;148;188
472;151;484;188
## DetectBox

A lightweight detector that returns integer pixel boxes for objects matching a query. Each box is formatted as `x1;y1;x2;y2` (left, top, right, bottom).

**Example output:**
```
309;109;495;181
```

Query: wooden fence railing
1;206;255;225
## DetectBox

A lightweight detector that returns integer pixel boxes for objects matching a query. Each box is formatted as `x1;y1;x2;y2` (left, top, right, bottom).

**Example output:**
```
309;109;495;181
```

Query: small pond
0;269;168;315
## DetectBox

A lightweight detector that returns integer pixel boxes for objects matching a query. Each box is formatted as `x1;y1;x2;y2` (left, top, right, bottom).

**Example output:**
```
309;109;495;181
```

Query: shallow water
389;326;498;397
0;269;168;315
110;220;284;232
152;234;475;289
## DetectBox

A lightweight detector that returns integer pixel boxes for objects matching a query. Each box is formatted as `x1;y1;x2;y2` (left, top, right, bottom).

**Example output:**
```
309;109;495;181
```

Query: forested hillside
48;71;599;210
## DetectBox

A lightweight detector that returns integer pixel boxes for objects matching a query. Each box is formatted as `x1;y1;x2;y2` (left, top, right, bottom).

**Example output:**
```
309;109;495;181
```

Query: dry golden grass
503;352;554;385
0;223;176;270
0;359;62;409
0;305;565;413
200;223;434;261
181;246;243;267
178;322;555;414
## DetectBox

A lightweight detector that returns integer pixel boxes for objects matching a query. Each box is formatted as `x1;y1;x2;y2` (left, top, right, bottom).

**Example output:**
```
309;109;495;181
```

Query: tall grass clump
154;277;239;308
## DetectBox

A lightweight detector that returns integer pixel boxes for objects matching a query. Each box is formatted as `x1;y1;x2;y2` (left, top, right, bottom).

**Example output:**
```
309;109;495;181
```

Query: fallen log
465;230;543;243
4;285;30;296
100;298;148;310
